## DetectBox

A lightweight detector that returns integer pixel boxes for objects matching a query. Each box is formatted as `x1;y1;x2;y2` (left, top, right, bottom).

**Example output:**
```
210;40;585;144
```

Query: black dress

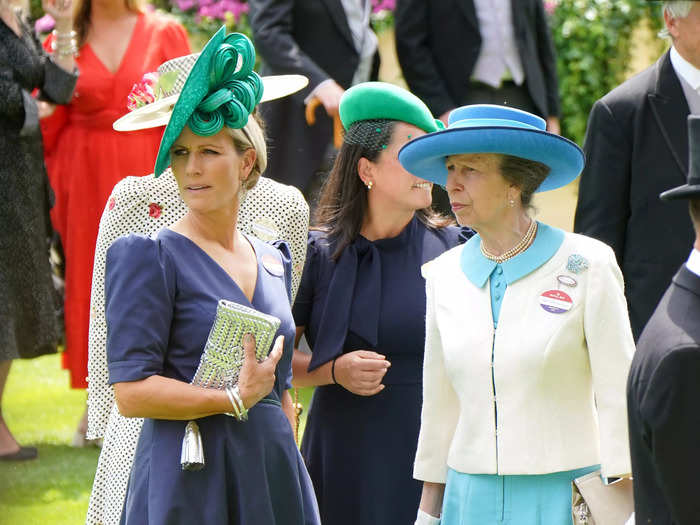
0;11;77;359
293;217;469;524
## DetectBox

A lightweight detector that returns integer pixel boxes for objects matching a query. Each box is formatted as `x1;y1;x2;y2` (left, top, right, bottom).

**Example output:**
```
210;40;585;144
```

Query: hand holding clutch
237;332;284;410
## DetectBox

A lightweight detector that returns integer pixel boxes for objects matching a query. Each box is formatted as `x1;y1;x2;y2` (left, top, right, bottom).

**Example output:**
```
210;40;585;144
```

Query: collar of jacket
460;221;564;288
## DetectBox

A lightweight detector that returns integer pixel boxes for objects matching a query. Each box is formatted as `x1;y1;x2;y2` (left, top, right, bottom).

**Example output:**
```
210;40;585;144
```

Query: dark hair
313;121;454;260
498;154;551;209
689;198;700;231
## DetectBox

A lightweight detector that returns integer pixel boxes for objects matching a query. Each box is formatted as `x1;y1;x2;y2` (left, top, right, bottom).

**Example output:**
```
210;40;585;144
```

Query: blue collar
460;222;564;288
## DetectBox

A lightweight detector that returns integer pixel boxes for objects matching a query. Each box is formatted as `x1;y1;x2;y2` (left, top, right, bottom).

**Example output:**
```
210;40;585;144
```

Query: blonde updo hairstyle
226;111;267;190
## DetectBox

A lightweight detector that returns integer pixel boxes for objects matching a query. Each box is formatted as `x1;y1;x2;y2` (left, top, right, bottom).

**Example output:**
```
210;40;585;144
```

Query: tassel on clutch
181;299;281;471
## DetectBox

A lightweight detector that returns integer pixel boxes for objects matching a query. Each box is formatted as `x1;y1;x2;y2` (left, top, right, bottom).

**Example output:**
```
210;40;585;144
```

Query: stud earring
366;181;373;190
509;199;515;207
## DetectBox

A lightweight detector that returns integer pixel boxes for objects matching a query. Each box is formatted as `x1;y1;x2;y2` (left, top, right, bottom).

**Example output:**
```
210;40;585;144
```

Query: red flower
148;203;162;219
108;197;116;210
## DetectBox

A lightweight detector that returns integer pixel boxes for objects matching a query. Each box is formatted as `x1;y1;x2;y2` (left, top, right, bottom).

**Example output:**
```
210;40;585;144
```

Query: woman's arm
291;327;390;395
417;482;445;520
114;334;284;420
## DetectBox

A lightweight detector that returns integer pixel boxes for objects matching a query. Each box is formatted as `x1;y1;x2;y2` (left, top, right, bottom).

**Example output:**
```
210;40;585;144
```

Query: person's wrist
53;18;73;33
331;357;338;385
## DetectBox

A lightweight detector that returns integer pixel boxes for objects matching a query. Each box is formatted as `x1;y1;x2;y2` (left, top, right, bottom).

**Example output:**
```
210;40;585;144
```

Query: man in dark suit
395;0;560;127
249;0;379;199
627;114;700;525
394;0;560;212
574;2;700;340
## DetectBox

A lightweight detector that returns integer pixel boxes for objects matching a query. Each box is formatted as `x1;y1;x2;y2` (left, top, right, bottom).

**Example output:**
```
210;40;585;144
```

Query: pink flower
35;14;55;34
371;0;395;13
126;73;158;111
148;203;163;219
544;0;557;15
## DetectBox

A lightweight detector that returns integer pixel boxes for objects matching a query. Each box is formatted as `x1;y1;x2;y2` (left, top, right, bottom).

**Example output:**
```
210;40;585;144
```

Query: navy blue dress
105;229;320;525
293;216;469;525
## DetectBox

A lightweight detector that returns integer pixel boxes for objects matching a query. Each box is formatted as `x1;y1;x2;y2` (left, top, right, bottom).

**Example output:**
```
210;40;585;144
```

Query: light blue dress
441;223;598;525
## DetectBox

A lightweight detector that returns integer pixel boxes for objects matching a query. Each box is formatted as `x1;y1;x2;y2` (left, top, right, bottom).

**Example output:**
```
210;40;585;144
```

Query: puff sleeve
583;244;634;478
105;234;176;384
413;263;460;483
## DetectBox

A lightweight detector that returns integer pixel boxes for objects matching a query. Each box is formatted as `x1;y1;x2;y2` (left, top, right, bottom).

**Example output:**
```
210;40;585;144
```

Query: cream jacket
414;232;634;482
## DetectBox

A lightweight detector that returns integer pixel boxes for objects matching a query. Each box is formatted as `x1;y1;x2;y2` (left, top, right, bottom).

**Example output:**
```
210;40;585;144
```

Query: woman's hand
41;0;73;22
37;101;56;119
237;333;284;410
334;350;390;396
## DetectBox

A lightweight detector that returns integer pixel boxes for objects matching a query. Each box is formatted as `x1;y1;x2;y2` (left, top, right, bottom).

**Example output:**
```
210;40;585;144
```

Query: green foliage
548;0;664;145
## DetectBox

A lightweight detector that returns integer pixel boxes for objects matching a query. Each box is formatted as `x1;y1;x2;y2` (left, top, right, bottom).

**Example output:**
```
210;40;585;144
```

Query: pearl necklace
480;219;537;263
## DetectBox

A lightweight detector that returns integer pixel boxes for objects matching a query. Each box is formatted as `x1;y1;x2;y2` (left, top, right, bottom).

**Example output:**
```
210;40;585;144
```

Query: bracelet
224;385;241;419
331;357;338;385
51;30;78;58
225;385;248;421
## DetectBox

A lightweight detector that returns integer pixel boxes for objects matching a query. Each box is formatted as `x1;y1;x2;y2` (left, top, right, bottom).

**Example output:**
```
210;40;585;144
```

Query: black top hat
660;115;700;200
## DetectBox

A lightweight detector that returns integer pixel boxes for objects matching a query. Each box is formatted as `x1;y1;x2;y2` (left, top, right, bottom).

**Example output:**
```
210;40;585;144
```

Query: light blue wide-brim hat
398;104;584;192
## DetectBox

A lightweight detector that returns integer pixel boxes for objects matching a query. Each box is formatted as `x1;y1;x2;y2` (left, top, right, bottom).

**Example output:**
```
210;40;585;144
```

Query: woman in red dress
40;0;190;442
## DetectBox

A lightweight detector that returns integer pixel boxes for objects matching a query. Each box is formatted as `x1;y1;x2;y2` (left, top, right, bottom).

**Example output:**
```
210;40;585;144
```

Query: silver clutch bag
181;299;281;471
191;300;281;390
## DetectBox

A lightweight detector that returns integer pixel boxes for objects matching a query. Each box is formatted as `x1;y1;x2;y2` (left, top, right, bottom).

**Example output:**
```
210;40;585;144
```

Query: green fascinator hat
339;82;443;134
154;27;263;177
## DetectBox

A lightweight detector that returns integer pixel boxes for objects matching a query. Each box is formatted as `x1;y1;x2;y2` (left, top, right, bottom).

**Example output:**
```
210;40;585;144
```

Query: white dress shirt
686;248;700;277
671;46;700;93
671;46;700;114
471;0;524;87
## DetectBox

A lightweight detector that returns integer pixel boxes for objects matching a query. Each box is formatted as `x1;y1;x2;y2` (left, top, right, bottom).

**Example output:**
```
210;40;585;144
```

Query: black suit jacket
249;0;379;192
627;265;700;525
574;52;693;341
394;0;559;118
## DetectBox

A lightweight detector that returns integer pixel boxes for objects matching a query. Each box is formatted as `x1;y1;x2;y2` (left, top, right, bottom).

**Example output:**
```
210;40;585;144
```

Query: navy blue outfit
105;229;320;525
293;216;468;525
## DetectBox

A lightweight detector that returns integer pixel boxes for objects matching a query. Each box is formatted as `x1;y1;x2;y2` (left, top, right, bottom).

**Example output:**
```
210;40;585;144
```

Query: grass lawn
0;353;314;525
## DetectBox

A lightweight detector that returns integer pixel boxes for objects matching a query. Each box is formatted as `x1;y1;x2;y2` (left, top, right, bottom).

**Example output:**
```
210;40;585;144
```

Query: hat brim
112;95;179;132
112;75;309;133
398;126;584;192
660;184;700;201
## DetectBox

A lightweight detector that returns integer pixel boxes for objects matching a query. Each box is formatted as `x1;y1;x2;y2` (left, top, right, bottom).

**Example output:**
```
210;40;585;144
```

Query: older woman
398;105;634;525
291;82;469;524
104;28;319;524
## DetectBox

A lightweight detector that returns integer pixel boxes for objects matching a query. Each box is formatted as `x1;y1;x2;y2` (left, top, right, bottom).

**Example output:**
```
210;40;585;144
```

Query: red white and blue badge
262;254;284;277
539;289;573;314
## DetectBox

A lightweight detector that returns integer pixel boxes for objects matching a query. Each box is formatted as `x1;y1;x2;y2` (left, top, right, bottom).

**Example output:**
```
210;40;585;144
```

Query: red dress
41;12;190;388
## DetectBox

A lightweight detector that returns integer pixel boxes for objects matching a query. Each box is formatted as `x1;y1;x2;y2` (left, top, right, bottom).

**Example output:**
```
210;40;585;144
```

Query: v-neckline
84;12;142;76
163;228;260;306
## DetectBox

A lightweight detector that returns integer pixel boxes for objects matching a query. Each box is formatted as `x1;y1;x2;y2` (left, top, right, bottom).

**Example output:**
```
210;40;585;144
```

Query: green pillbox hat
339;82;443;133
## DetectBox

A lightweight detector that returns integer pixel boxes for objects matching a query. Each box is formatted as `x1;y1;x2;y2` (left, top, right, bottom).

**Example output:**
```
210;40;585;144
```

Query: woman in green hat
103;28;319;524
290;81;471;525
